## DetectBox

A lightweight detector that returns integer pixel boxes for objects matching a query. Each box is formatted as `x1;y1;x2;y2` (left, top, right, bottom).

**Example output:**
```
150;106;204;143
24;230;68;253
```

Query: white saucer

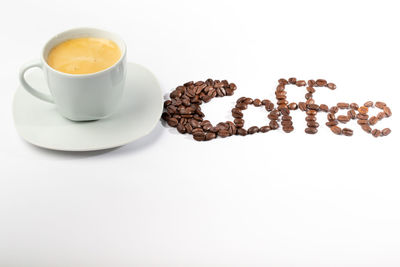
13;62;163;151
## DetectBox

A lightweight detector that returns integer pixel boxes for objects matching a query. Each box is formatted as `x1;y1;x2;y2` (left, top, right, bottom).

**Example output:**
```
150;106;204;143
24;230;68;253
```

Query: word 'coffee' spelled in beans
161;78;392;141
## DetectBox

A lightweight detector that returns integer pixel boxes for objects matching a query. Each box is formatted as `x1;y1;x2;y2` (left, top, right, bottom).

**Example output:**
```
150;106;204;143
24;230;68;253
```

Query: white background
1;0;399;266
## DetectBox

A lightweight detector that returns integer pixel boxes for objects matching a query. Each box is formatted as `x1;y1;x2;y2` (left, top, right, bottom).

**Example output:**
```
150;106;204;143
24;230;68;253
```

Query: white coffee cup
19;28;127;121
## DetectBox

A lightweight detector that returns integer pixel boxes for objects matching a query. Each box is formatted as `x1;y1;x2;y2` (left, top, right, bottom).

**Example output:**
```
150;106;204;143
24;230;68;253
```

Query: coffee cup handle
19;59;54;103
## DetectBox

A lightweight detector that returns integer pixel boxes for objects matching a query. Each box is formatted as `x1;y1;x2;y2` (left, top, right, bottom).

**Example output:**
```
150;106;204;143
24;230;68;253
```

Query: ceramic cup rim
41;27;127;78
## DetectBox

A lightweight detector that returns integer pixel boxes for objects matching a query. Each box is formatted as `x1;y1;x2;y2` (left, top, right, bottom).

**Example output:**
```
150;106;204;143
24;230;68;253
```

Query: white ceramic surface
19;28;127;121
13;62;163;151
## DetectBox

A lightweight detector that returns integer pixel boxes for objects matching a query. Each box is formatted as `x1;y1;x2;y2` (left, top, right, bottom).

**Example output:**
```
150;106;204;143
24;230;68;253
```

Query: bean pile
161;78;392;141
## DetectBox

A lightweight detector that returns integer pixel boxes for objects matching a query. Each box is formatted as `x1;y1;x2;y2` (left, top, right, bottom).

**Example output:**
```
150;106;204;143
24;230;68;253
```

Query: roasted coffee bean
361;124;372;133
281;107;290;115
306;115;317;122
236;96;246;104
185;123;193;133
161;112;170;121
190;119;201;128
163;100;172;108
358;106;368;115
330;126;342;135
229;83;237;91
218;129;230;138
281;120;293;126
227;121;237;135
377;112;386;120
276;84;285;92
356;113;369;120
243;98;253;104
167;117;179;127
308;80;316;86
327;83;336;90
347;109;356;119
192;128;204;135
350;103;359;110
265;102;274;111
278;78;288;85
193;131;206;141
282;115;292;121
298;102;307;111
257;126;270;133
177;124;186;134
261;99;270;105
276;94;287;100
237;128;247;136
253;98;262;106
316;79;327;87
283;126;294;133
269;120;279;129
383;106;392;117
307;121;319;128
337;102;350;109
342;128;353;136
337;115;350;123
236;102;248;110
357;119;368;125
232;108;243;118
306;110;317;115
375;101;386;109
307;104;319;110
268;113;279;120
277;99;288;105
296;80;306;87
382;128;391;136
167;105;177;114
368;116;378;125
306;86;316;93
319;104;329;112
234;118;245;128
371;129;381;137
305;93;313;99
326;120;338;127
306;98;315;105
288;102;298;110
364;101;373;107
327;113;336;121
288;77;297;84
329;106;339;113
305;127;318;134
248;126;259;134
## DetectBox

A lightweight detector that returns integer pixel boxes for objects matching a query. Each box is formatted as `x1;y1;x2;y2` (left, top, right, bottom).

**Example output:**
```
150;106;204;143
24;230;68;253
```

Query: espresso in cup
47;37;121;75
19;28;127;121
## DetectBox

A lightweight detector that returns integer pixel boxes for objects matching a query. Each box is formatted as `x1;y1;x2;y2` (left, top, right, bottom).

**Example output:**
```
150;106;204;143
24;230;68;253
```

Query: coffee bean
357;119;368;125
350;103;359;110
306;115;317;121
305;127;318;134
234;118;245;128
265;102;274;111
319;104;329;112
288;102;298;110
347;109;356;119
232;108;243;118
185;123;193;133
330;126;342;135
269;120;279;129
260;126;271;133
377;112;386;120
308;80;316;86
329;106;339;113
282;115;292;121
283;126;294;133
243;98;253;104
375;101;386;109
342;128;353;136
277;100;288;106
337;102;350;109
306;99;315;105
268;113;279;120
167;117;178;127
296;80;306;87
337;115;350;123
298;102;307;111
261;99;270;105
327;83;336;90
356;113;369;120
248;126;259;134
253;98;262;106
307;104;319;110
364;101;373;107
368;116;378;125
382;128;391;136
361;124;372;133
316;79;327;86
190;119;201;128
237;128;247;136
327;113;336;121
305;93;313;99
236;102;248;110
227;121;237;135
326;120;339;127
281;107;290;115
193;131;206;141
177;124;186;134
276;84;285;92
218;129;230;138
358;106;368;115
306;87;316;93
371;129;381;137
282;120;293;126
306;110;317;115
278;78;288;85
307;121;319;128
288;77;297;84
383;106;392;117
